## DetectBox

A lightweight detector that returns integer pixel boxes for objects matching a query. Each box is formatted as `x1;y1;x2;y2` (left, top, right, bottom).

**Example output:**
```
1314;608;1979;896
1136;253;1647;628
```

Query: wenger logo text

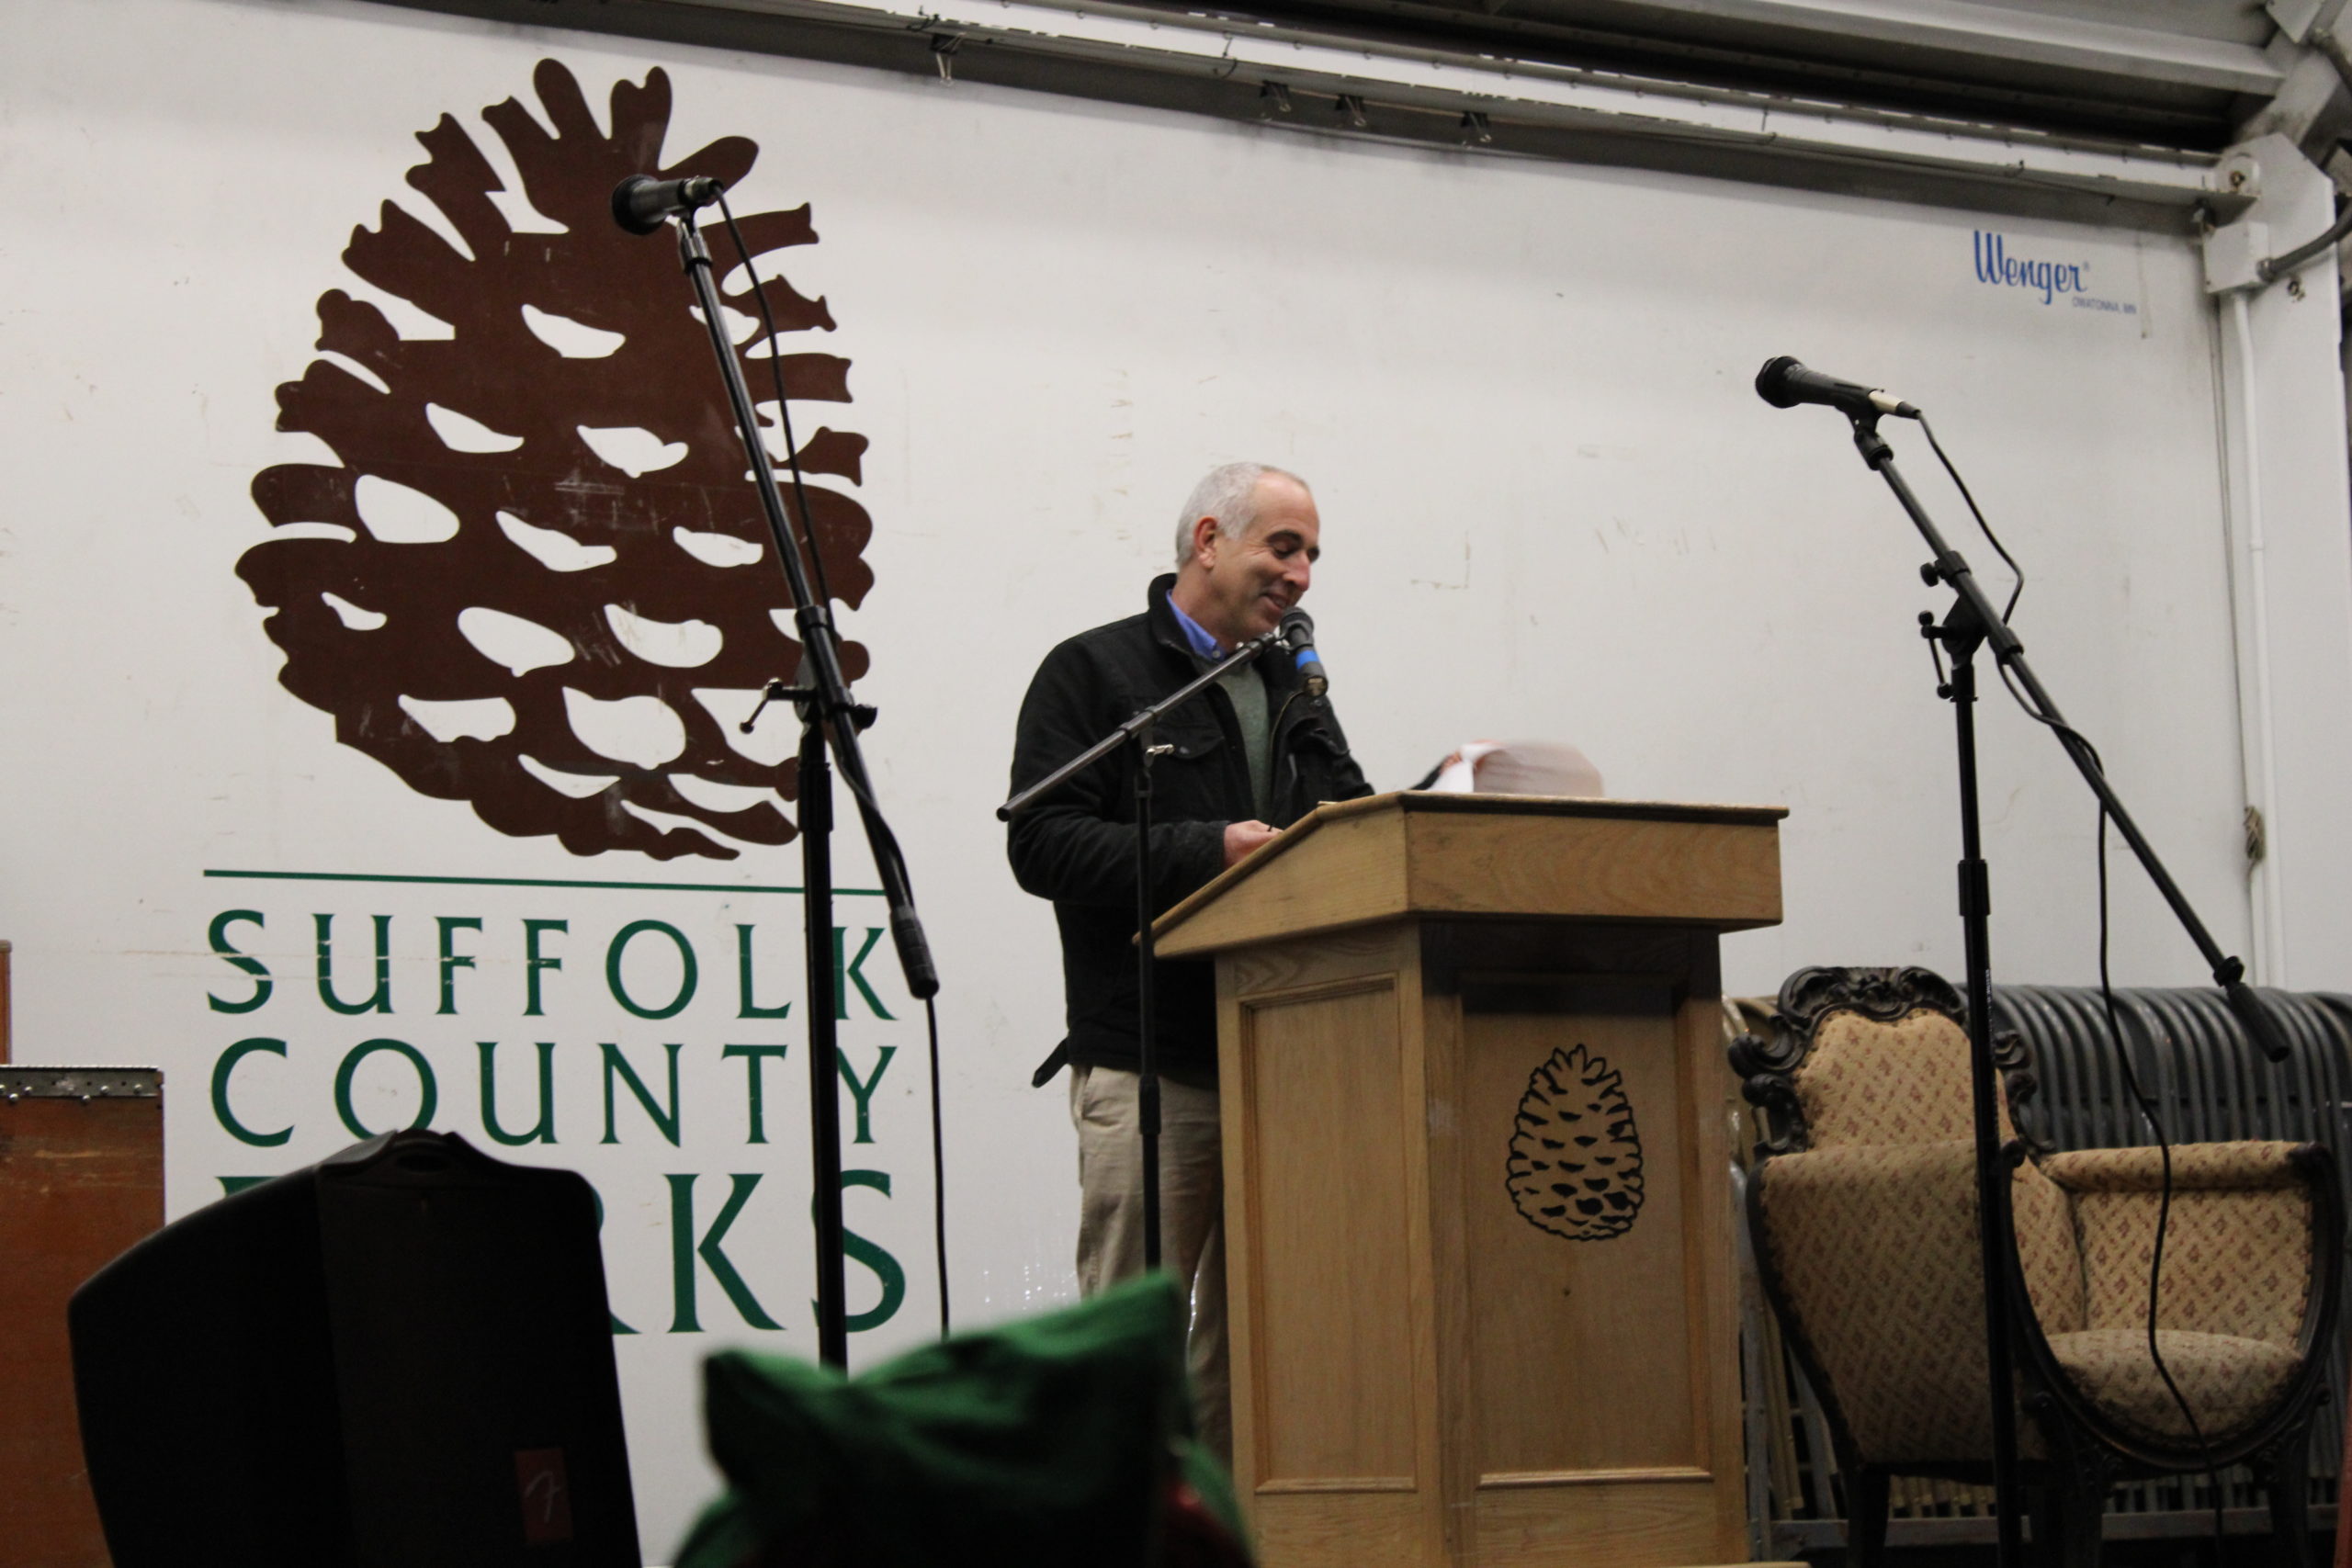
1973;231;2088;304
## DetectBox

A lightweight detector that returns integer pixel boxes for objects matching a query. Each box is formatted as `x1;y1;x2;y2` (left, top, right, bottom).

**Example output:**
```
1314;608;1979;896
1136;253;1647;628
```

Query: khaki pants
1069;1063;1229;1461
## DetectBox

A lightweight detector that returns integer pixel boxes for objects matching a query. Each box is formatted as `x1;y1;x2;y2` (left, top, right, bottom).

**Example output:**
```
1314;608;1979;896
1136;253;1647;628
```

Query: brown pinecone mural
1507;1043;1645;1240
240;59;872;861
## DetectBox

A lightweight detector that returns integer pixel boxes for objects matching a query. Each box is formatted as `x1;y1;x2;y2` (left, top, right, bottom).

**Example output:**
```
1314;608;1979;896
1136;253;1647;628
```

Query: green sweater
1211;655;1272;821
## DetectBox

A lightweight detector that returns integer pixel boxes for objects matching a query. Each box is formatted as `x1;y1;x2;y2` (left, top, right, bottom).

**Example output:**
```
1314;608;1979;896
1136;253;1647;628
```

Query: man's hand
1223;820;1280;866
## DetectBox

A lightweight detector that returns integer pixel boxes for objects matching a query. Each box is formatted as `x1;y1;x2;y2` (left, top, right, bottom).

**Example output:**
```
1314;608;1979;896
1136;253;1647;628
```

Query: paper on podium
1426;739;1604;797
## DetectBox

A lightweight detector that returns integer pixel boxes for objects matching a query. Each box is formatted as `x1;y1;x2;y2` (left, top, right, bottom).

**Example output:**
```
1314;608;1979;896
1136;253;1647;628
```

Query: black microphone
611;174;726;236
1755;355;1920;420
1279;608;1328;698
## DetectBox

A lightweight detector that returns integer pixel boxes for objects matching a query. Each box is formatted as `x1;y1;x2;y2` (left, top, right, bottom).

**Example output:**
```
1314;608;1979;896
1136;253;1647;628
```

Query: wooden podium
1154;792;1786;1568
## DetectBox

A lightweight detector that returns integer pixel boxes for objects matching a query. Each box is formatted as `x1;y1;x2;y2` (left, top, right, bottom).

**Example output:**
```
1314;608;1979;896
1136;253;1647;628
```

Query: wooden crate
1;1067;164;1568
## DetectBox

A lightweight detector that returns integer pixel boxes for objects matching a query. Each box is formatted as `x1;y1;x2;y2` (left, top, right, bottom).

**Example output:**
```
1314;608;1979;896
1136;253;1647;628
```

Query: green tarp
676;1274;1249;1568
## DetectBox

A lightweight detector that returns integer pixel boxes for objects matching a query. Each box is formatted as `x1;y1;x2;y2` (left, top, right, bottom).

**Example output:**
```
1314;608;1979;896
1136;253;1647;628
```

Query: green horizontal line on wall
203;868;886;897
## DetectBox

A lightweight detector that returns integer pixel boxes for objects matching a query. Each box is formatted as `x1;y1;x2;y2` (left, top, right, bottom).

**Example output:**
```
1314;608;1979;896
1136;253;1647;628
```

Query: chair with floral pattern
1729;964;2340;1568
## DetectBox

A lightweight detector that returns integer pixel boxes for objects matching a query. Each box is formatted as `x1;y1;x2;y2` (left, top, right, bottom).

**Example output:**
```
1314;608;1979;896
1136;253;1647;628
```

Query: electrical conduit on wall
2225;286;2290;987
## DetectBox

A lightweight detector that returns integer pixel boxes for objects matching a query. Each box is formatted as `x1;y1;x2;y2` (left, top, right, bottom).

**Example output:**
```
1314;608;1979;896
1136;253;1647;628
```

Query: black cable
714;187;936;1000
715;187;932;948
713;189;952;1333
2096;808;2225;1554
1989;650;2221;1547
1920;414;2025;623
715;190;839;611
1925;424;2223;1546
925;994;951;1337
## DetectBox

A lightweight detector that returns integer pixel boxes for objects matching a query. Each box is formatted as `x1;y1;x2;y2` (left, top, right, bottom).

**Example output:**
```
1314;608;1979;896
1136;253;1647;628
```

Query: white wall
2;0;2341;1552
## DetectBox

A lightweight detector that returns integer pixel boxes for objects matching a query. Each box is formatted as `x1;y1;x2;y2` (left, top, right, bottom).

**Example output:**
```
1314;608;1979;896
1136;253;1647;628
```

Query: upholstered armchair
1730;965;2341;1568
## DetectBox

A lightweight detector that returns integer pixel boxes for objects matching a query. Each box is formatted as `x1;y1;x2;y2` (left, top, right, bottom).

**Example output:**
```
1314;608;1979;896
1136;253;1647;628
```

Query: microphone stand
1838;411;2290;1568
997;624;1286;1270
667;213;939;1370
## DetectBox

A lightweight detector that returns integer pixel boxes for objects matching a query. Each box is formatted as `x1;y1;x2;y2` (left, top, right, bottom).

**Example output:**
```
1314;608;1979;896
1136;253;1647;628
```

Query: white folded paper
1427;739;1604;797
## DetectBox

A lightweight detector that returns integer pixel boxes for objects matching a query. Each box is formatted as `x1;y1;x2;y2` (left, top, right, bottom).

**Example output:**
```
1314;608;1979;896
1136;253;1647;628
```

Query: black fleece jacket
1006;574;1374;1082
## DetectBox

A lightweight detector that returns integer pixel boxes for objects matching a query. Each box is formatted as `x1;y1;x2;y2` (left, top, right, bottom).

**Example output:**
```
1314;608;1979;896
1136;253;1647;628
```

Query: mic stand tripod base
997;626;1289;1280
1929;613;2029;1568
1856;411;2027;1568
662;209;940;1368
1135;731;1171;1273
740;677;855;1369
794;699;851;1369
1826;403;2286;1568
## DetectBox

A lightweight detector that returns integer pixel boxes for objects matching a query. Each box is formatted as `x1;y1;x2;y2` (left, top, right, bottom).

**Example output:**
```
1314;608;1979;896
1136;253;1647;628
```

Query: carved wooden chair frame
1729;964;2343;1568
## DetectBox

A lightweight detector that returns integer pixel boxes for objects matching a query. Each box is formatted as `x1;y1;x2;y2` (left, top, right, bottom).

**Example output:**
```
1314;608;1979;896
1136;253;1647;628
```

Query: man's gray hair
1172;461;1310;565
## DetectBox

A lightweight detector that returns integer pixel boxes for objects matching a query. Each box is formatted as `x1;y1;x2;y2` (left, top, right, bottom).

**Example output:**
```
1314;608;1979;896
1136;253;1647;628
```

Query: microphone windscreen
610;175;663;235
1755;355;1803;408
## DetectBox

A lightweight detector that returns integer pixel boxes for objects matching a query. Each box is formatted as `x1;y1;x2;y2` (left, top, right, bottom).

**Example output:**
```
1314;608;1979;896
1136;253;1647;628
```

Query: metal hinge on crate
1;1067;162;1102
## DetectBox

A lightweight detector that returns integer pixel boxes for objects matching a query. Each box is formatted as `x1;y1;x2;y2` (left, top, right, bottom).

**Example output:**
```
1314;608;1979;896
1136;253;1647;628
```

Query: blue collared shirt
1166;592;1224;659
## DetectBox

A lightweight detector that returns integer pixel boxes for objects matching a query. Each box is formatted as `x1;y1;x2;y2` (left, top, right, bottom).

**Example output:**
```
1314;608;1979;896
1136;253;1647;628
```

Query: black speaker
69;1130;640;1567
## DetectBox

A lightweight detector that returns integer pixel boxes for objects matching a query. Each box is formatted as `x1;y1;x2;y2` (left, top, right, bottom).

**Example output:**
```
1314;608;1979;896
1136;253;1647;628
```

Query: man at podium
1007;460;1372;1458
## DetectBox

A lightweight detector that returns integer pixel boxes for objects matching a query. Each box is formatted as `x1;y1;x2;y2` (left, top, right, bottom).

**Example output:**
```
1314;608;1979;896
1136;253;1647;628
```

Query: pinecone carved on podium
1508;1044;1646;1241
239;60;873;861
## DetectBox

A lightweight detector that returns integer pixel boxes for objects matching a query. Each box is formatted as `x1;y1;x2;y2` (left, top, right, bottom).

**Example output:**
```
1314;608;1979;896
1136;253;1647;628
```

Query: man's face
1192;477;1321;645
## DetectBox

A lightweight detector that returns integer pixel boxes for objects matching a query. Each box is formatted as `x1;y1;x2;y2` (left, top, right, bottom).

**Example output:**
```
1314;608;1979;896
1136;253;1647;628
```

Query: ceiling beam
371;0;2260;230
1583;0;2282;96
